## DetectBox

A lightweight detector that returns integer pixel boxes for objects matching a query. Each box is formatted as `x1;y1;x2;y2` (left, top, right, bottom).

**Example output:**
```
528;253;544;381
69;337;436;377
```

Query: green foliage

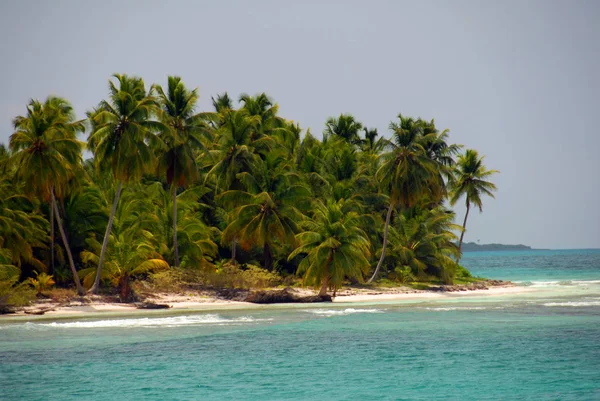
28;272;56;295
392;266;415;284
387;207;462;283
450;149;499;211
0;278;36;312
200;262;282;289
289;200;371;295
1;75;499;296
0;254;35;311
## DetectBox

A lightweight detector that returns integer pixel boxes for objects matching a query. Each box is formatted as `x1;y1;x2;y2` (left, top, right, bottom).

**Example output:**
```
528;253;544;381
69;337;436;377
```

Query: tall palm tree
87;74;162;293
153;76;212;267
368;115;445;283
239;93;280;125
8;97;86;294
450;149;498;261
211;92;234;113
289;200;371;296
323;114;364;146
204;109;273;191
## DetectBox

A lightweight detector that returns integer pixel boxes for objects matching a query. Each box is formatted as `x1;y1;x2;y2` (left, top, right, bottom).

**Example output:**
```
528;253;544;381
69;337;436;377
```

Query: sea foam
23;314;271;329
305;308;384;316
542;301;600;307
425;306;488;311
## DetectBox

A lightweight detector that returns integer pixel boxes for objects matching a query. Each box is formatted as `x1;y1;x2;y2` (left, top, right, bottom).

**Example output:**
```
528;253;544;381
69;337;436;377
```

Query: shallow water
1;250;599;400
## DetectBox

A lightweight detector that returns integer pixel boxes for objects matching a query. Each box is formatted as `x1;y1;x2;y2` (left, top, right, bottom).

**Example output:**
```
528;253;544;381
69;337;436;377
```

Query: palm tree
289;200;371;296
323;114;364;146
211;92;234;113
368;115;445;283
220;152;309;270
80;228;169;301
388;207;461;283
8;97;86;294
450;149;498;261
153;76;213;267
87;74;162;293
0;177;48;273
204;108;273;191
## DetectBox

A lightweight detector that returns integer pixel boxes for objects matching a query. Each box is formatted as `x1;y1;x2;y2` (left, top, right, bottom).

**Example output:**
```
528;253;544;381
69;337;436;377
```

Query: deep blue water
1;249;599;400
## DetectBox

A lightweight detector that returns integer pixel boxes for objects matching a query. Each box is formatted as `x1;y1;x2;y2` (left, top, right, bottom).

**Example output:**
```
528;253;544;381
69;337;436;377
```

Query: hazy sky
1;0;598;249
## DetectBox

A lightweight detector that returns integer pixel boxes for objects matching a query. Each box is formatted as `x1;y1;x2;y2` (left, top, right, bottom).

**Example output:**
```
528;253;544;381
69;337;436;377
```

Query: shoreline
0;283;535;321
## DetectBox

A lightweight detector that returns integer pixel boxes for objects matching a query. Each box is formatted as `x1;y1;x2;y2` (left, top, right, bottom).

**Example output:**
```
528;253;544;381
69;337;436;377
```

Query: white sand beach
0;283;537;320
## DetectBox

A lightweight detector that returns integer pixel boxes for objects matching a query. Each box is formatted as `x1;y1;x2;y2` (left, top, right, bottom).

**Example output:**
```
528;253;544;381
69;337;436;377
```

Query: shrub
393;266;415;284
28;272;56;295
0;278;36;313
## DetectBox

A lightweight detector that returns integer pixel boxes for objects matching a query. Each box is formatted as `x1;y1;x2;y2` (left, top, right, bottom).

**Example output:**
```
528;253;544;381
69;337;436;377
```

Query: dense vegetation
0;74;498;306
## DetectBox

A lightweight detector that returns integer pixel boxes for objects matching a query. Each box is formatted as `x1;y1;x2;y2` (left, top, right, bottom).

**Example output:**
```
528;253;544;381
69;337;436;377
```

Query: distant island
462;242;532;252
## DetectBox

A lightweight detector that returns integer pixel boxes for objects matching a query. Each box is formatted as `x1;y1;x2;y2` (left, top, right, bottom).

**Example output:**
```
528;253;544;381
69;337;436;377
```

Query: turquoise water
1;250;600;400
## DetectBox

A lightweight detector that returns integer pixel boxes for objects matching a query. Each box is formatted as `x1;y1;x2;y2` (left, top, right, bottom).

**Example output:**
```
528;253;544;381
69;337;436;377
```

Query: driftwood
23;302;69;315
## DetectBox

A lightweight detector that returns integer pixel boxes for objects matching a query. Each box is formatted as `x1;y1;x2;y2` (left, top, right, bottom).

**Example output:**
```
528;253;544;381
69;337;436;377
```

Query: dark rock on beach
245;288;332;304
135;302;171;309
428;279;512;292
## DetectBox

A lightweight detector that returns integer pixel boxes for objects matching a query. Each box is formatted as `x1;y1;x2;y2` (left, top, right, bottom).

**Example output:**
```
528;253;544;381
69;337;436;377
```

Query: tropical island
0;74;501;315
462;242;532;252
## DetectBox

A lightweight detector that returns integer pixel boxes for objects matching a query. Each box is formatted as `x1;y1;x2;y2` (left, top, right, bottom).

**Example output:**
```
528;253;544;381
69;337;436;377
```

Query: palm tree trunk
318;275;329;297
172;184;179;268
264;242;273;271
89;181;123;294
231;239;236;264
119;274;131;302
456;201;470;263
50;205;54;275
51;190;85;296
368;202;394;283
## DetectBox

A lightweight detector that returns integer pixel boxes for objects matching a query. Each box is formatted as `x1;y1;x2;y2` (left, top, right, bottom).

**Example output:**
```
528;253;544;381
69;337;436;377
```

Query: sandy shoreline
0;284;535;321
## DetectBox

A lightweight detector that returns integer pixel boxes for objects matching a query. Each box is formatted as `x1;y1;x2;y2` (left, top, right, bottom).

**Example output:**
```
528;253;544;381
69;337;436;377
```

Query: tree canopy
0;74;498;300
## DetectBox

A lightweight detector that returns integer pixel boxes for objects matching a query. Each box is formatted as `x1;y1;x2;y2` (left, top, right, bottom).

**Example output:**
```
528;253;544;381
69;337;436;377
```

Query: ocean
1;249;599;400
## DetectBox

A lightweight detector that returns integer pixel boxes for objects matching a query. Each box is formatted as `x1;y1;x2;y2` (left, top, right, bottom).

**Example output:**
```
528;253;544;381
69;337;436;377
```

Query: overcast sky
1;0;598;249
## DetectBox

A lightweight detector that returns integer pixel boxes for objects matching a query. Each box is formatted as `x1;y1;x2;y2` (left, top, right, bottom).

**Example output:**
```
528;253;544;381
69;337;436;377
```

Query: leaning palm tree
153;76;213;267
450;149;498;261
289;200;371;296
368;115;445;283
80;228;169;301
8;97;86;294
86;74;162;293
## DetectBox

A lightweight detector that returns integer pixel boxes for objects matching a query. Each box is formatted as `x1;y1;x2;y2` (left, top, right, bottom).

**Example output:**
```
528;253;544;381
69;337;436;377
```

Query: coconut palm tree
8;97;86;294
87;74;162;293
239;92;282;129
368;115;445;283
80;229;169;301
450;149;498;261
388;207;461;283
0;177;48;273
211;92;234;113
220;151;310;270
153;76;213;267
289;200;371;296
323;114;364;146
204;108;273;191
